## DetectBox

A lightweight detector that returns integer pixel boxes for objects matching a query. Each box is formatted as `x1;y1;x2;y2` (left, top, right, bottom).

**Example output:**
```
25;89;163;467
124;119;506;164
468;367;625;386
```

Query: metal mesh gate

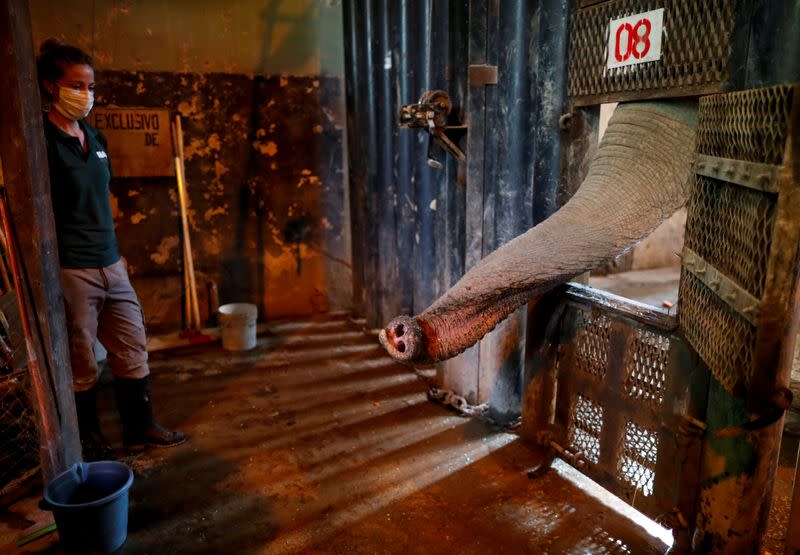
0;269;38;498
551;290;707;529
679;84;800;402
0;369;39;496
567;0;743;105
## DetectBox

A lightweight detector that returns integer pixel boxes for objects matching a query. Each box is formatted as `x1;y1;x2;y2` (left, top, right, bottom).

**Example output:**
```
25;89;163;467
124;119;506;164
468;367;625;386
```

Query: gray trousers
60;259;149;392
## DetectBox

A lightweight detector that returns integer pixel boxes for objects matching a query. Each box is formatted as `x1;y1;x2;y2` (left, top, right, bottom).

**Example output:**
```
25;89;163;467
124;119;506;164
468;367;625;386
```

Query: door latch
399;90;466;169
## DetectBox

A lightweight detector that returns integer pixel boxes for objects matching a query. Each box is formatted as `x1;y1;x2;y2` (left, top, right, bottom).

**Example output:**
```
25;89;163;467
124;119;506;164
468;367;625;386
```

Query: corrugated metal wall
343;0;569;420
343;0;468;328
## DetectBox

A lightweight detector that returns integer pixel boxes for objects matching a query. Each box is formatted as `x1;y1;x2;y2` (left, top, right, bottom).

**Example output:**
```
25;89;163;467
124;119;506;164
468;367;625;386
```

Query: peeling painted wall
30;2;351;330
100;71;350;327
29;0;344;76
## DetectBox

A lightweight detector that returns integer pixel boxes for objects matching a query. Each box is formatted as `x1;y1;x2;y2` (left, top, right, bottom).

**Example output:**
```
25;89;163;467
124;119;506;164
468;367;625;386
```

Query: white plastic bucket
218;303;258;351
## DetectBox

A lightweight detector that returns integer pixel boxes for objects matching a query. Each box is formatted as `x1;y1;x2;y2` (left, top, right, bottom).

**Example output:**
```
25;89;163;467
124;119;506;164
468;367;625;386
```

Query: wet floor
1;315;671;554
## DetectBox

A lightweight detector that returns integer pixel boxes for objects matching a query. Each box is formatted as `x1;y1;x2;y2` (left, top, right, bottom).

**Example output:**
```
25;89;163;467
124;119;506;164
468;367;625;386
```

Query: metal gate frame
537;81;800;550
546;284;709;535
534;1;800;549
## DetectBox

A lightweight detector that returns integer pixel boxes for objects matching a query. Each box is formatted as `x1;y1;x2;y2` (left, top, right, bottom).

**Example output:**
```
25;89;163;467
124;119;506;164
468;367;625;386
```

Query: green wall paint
29;0;344;76
704;378;757;482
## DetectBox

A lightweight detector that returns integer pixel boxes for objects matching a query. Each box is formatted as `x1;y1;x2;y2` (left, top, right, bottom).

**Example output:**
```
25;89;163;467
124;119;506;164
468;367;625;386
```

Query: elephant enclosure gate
549;288;705;532
527;0;800;549
539;84;799;538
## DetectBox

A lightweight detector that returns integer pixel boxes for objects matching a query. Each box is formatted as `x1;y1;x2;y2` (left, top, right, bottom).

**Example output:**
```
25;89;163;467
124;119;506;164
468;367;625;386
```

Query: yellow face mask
54;87;94;120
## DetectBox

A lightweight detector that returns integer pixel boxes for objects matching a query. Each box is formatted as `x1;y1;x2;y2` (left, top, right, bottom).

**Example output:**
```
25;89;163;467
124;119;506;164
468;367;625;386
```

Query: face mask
53;87;94;120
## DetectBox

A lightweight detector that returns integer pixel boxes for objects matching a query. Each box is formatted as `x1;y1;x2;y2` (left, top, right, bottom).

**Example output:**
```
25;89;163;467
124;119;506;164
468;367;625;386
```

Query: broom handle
172;121;192;330
174;116;202;329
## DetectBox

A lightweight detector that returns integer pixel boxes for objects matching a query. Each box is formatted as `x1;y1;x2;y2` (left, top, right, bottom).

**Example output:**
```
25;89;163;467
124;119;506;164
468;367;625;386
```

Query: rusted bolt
535;430;554;446
773;387;793;410
558;112;574;130
683;415;707;431
742;305;757;316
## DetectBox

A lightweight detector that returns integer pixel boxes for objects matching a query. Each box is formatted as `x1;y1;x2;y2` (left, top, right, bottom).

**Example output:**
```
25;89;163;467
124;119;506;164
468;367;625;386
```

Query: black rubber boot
114;376;186;449
74;386;114;461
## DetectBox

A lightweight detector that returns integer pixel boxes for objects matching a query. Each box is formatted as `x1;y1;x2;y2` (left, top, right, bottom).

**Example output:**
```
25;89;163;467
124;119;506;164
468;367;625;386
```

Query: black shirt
43;117;120;268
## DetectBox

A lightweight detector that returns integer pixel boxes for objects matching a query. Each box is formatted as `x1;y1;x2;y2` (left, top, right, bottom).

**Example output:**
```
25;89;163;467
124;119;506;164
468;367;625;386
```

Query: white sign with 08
607;8;665;69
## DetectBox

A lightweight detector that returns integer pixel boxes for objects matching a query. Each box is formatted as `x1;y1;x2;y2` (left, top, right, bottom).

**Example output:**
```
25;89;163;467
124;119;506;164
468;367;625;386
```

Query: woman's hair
36;39;93;100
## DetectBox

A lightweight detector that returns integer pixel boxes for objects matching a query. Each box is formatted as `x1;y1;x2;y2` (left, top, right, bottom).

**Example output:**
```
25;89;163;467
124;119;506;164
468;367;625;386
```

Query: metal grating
680;85;793;393
0;371;39;495
554;297;693;523
624;329;668;408
697;86;794;165
575;312;612;380
619;420;658;497
683;175;776;299
680;271;756;392
568;0;738;103
569;394;603;465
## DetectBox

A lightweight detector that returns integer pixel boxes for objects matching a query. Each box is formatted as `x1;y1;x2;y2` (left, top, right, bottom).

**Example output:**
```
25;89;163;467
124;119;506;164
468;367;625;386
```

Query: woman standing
36;39;185;459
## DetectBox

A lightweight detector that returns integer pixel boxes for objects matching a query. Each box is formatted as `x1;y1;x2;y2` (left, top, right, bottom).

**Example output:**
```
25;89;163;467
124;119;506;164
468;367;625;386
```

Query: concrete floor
0;315;671;554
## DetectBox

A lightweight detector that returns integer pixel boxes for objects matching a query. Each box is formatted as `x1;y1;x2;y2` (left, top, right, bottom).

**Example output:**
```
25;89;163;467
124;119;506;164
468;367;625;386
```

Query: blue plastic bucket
43;461;134;553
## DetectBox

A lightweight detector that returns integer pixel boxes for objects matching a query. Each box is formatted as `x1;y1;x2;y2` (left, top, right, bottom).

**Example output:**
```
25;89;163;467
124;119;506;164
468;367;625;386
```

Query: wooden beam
0;0;81;480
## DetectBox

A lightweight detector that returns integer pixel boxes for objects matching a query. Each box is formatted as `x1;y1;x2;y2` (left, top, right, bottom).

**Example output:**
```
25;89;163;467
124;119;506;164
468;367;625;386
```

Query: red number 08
614;18;652;62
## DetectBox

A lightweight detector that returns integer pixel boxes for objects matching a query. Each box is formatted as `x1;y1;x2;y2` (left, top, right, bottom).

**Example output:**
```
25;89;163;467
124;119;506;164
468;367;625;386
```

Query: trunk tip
379;316;425;363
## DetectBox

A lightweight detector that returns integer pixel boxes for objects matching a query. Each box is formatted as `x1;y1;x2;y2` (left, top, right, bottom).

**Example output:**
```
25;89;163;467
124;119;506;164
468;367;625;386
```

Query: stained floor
0;315;673;554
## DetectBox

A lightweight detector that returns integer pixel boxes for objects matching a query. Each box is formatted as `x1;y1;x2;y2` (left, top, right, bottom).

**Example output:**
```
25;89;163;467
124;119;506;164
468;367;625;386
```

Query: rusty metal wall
342;0;468;328
98;71;349;327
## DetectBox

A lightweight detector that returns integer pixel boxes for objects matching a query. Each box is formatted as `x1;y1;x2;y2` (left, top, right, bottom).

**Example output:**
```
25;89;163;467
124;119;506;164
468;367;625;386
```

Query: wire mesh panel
570;394;603;465
679;85;799;401
553;294;704;529
574;311;612;380
619;419;658;497
567;0;743;105
0;288;38;499
696;85;793;165
0;369;38;496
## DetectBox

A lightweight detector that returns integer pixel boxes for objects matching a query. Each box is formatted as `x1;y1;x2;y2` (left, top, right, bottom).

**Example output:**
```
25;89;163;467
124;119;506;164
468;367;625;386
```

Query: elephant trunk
380;100;699;365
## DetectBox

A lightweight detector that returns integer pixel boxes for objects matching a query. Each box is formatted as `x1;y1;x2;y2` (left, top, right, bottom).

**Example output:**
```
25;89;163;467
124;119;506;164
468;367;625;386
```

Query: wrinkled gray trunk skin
380;100;698;365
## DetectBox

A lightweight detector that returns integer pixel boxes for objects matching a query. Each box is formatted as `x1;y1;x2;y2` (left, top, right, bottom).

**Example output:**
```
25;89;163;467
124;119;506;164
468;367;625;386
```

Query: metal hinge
468;64;498;86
